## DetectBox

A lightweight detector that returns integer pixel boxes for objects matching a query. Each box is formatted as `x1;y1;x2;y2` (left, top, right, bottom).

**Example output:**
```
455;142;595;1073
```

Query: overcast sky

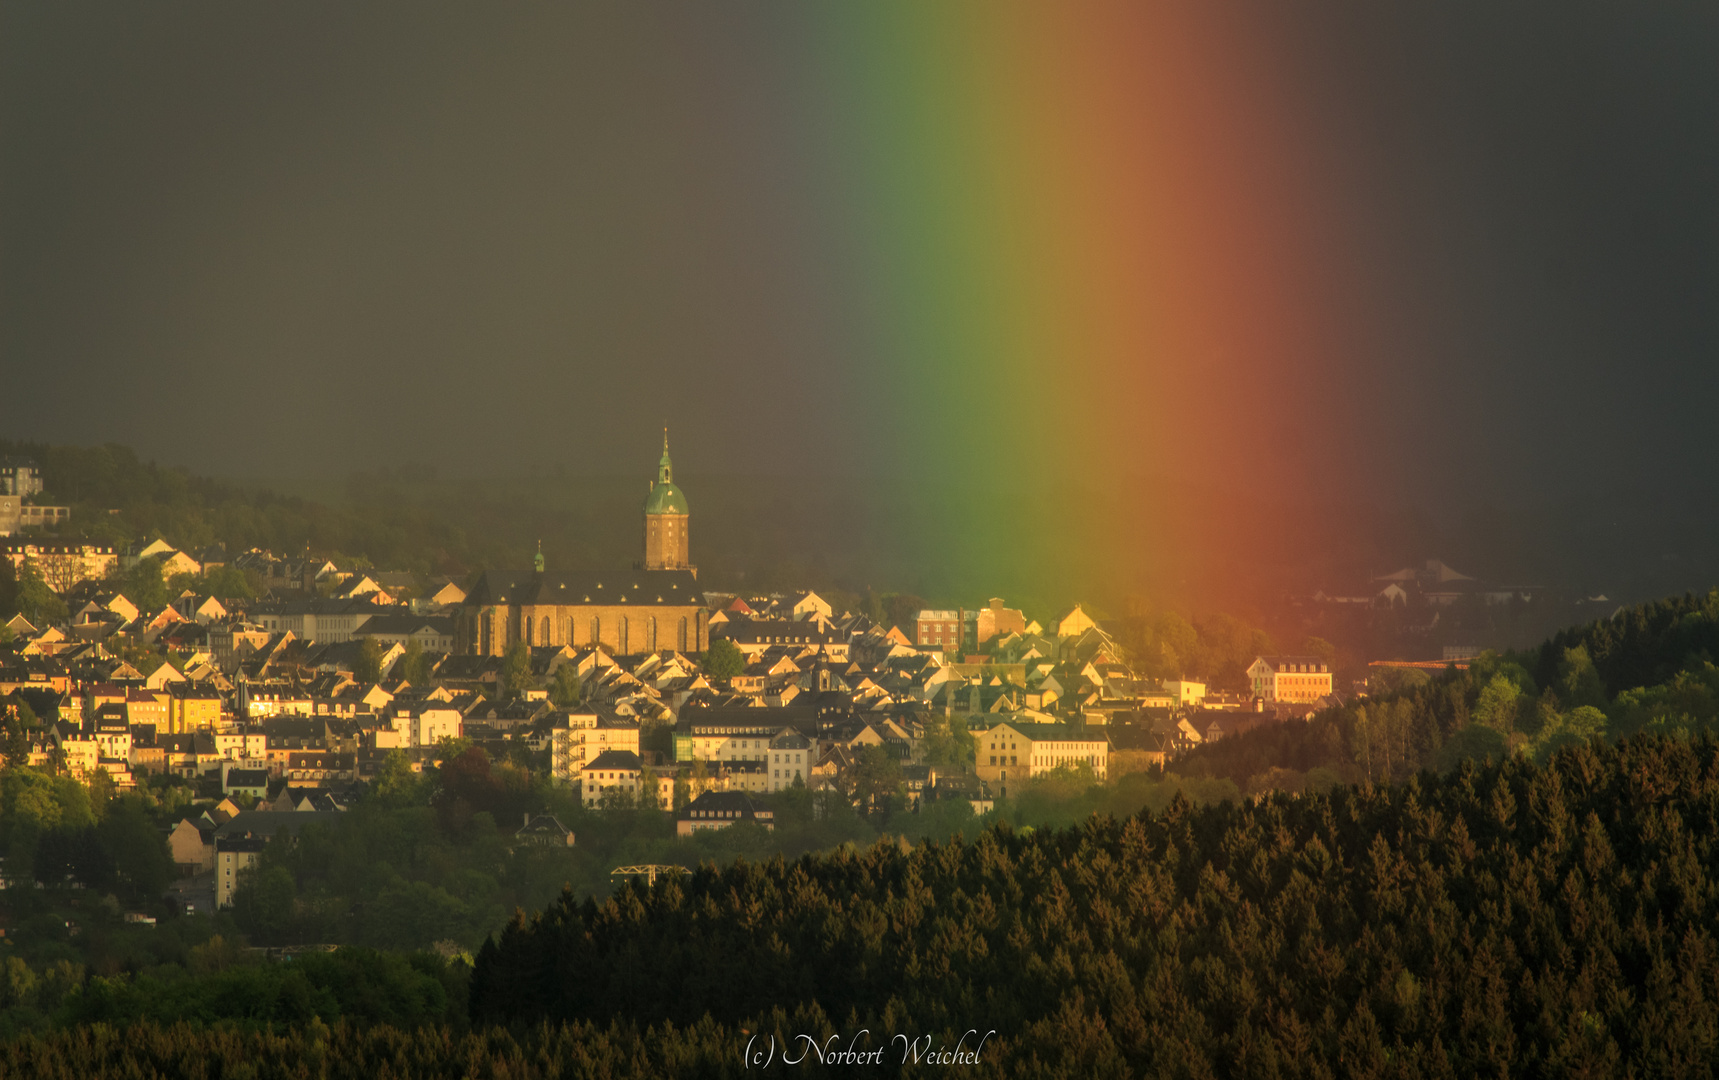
2;3;1716;515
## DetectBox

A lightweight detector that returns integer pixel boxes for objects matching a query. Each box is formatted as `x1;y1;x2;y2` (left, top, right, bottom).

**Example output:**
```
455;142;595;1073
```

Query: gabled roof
516;814;573;839
583;749;643;772
676;789;769;820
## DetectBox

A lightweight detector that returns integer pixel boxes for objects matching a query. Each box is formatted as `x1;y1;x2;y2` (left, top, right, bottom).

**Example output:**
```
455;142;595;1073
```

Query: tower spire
533;539;544;574
658;427;673;484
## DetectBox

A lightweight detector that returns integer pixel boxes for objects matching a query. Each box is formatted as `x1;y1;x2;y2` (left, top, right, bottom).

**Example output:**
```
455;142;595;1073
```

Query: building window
591;616;601;645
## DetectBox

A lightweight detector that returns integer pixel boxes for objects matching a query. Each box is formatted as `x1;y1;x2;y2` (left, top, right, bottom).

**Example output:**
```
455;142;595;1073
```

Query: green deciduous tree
1558;644;1609;710
702;637;744;684
373;749;426;809
550;662;582;707
354;636;385;683
1532;704;1608;762
124;557;171;612
501;640;532;697
844;745;904;816
400;637;431;686
14;561;66;627
233;864;299;942
1472;674;1523;736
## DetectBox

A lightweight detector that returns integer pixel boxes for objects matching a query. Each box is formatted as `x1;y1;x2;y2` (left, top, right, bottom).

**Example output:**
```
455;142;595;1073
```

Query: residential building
675;790;774;836
17;506;70;530
974;598;1028;646
165;682;225;733
1164;680;1207;707
550;713;642;784
1246;656;1334;703
252;598;390;643
970;720;1109;788
385;701;462;748
915;609;961;649
1054;605;1099;639
51;723;100;777
515;813;575;848
223;767;270;799
580;749;644;808
673;705;817;764
169;818;216;875
215;836;265;908
767;728;812;791
713;619;846;661
241;688;314;719
788;591;833;621
0;542;117;594
357;614;456;652
0;457;43;497
124;689;169;730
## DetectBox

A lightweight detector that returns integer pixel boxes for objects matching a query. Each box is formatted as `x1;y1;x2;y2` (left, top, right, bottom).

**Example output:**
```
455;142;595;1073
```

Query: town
0;442;1348;916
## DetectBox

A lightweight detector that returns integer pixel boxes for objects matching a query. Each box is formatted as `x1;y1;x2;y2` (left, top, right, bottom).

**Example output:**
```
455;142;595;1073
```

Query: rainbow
778;3;1377;610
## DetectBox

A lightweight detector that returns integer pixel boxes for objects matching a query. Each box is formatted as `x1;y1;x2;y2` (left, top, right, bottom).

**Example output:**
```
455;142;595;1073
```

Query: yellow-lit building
166;682;225;733
970;719;1109;788
1247;656;1333;703
215;836;264;908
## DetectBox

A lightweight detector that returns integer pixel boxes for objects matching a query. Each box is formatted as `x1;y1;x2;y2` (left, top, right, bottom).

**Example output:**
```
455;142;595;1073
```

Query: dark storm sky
2;2;1717;507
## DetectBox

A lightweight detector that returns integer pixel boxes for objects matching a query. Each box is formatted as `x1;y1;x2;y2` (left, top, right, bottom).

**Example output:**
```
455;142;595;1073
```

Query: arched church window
591;616;601;645
647;617;657;653
541;616;550;646
620;617;630;654
679;617;688;652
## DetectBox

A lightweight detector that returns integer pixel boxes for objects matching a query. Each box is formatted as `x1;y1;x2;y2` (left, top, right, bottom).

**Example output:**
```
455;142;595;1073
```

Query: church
457;437;709;657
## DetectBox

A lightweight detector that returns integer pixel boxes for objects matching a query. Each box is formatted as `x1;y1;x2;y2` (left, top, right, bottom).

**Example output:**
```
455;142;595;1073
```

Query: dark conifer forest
5;731;1716;1076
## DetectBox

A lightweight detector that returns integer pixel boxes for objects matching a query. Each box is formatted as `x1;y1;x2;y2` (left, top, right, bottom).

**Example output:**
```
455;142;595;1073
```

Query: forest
1181;587;1719;795
468;731;1719;1076
4;733;1716;1076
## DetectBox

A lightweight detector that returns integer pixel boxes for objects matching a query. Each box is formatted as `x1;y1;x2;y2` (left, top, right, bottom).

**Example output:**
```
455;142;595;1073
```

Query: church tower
642;432;691;572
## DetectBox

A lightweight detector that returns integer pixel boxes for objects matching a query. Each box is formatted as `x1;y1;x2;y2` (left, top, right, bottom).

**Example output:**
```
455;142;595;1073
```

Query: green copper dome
644;434;689;515
645;481;688;515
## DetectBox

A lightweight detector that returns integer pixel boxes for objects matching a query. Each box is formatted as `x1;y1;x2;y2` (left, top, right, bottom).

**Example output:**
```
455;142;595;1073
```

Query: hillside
466;734;1719;1076
1179;588;1719;794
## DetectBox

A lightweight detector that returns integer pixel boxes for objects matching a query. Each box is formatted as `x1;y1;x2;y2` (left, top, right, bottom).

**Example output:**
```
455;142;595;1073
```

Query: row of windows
485;614;696;653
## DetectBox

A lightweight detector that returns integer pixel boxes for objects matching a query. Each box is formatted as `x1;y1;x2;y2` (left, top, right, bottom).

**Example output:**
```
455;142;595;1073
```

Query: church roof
465;569;701;608
644;480;689;515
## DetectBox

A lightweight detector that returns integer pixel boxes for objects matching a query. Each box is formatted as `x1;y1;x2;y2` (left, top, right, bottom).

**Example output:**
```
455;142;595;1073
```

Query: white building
767;728;812;791
388;702;462;748
550;713;642;784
